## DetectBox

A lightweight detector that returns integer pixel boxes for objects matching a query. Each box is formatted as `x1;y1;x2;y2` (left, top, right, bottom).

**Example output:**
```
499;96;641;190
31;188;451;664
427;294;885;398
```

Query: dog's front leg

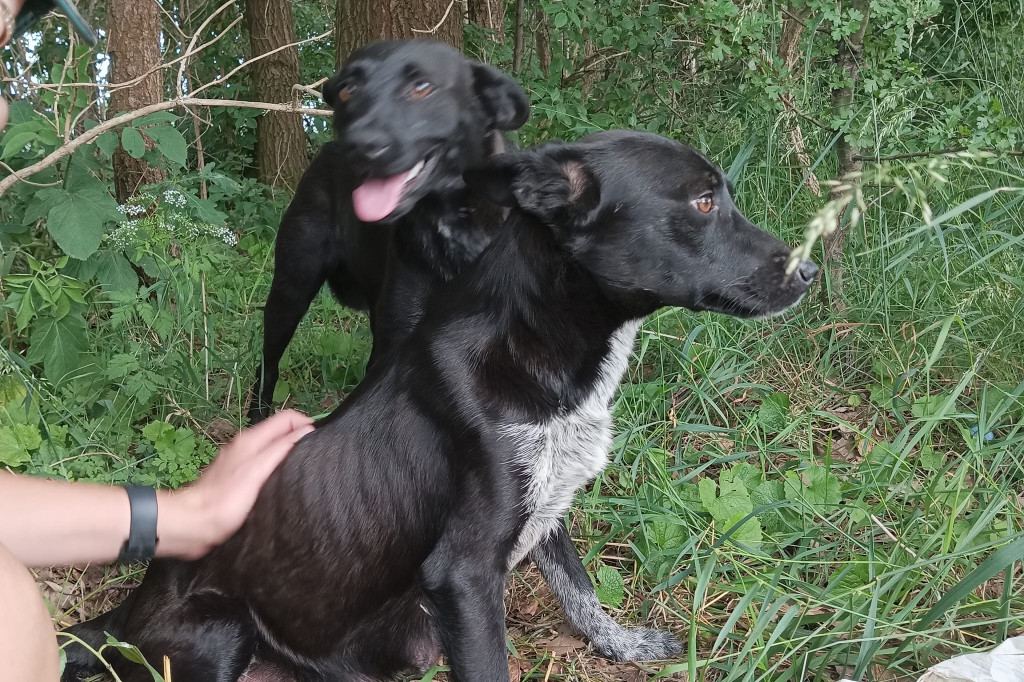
531;522;683;661
422;550;510;682
247;253;327;423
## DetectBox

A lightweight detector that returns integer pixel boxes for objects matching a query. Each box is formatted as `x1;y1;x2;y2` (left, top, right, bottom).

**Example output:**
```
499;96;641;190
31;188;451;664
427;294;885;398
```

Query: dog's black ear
471;63;530;131
322;70;345;108
466;146;599;225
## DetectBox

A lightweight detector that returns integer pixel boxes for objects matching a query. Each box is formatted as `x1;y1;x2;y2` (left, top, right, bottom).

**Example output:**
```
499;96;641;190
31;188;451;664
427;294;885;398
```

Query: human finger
239;422;315;482
236;409;313;445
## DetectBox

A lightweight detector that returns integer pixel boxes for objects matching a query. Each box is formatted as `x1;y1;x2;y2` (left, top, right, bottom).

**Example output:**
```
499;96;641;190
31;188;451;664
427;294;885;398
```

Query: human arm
0;409;314;567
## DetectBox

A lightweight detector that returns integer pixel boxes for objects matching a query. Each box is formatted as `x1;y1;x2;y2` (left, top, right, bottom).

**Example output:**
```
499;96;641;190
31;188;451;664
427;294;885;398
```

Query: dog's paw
591;625;683;662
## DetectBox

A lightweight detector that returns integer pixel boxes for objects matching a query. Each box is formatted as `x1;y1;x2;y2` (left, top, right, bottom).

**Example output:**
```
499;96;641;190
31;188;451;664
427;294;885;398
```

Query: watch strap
118;485;158;564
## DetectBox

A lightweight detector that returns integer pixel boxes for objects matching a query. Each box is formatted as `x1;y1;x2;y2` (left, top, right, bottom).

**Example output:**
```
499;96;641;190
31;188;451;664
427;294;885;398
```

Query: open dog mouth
351;152;438;223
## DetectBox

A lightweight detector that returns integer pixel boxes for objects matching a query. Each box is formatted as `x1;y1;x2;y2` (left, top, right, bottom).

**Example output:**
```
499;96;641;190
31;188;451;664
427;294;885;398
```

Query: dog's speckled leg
530;522;683;662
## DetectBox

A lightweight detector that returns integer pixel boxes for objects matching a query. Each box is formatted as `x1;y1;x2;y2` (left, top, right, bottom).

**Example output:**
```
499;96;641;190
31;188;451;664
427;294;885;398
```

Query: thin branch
67;12;245;135
0;161;61;186
177;0;239;100
854;147;1024;161
779;93;830;131
292;78;328;104
411;0;457;34
0;98;332;198
191;29;332;98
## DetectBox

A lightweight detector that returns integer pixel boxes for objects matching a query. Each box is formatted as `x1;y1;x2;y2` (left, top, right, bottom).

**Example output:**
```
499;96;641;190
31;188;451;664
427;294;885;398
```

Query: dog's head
466;130;818;319
323;40;530;224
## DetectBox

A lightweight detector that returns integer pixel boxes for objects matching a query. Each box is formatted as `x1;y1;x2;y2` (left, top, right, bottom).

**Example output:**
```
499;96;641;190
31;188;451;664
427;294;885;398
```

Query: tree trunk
823;0;871;309
335;0;463;69
107;0;166;203
512;0;525;73
245;0;308;192
532;4;550;78
468;0;504;39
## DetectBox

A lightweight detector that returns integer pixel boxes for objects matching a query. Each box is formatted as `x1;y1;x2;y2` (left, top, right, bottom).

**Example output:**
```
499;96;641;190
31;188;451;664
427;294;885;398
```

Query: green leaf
134;112;179;127
0;424;41;467
14;289;36;331
647;518;688;550
722;463;763;492
699;476;754;526
121;127;146;159
146;125;188;166
166;427;196;460
25;315;90;384
106;353;140;379
869;382;896;409
272;379;291;404
12;423;42;450
828;562;869;594
0;374;28;404
96;130;119;158
595;565;625;607
93;249;139;292
1;131;39;160
785;465;841;511
554;12;568;28
721;510;762;548
45;187;123;260
23;187;67;225
918;447;944;471
125;369;161;405
911;393;947;418
104;634;164;681
750;479;787;535
142;421;175;449
319;331;350;356
757;392;791;432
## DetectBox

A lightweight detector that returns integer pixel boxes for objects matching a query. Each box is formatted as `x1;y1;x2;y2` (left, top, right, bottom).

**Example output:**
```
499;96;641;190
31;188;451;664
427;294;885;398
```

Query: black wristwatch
118;485;159;564
13;0;97;44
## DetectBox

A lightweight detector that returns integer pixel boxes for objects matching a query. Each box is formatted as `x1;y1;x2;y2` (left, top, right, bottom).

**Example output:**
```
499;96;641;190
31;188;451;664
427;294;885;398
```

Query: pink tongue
352;170;411;223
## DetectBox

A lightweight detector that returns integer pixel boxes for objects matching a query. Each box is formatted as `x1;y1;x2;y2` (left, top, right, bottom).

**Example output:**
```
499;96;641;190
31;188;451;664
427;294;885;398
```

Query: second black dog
247;39;528;424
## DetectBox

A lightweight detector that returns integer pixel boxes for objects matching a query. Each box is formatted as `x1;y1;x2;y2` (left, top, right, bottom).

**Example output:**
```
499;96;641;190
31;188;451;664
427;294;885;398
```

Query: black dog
247;38;528;424
62;131;816;681
243;39;680;666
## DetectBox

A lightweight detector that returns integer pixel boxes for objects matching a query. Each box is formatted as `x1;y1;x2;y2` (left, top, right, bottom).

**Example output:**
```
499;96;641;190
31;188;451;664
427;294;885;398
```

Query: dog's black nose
796;260;819;284
346;129;392;164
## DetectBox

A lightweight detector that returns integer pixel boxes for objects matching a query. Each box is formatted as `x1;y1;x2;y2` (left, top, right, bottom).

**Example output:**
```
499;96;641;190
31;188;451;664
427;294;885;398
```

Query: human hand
156;409;315;559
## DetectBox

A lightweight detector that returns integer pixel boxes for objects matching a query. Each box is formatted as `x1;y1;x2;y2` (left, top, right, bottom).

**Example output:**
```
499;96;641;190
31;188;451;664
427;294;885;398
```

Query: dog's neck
459;213;648;417
392;131;512;280
392;188;503;281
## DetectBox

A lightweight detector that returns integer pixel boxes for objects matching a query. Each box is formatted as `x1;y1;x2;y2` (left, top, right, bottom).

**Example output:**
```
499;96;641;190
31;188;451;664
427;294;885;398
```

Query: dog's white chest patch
502;320;642;568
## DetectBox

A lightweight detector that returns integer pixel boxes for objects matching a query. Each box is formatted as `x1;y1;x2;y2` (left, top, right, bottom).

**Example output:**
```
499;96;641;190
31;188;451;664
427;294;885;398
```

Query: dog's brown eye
411;81;434;99
337;84;355;103
695;194;714;213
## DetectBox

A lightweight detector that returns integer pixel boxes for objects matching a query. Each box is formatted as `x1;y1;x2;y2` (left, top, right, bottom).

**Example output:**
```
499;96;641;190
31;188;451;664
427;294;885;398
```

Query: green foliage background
2;0;1023;679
